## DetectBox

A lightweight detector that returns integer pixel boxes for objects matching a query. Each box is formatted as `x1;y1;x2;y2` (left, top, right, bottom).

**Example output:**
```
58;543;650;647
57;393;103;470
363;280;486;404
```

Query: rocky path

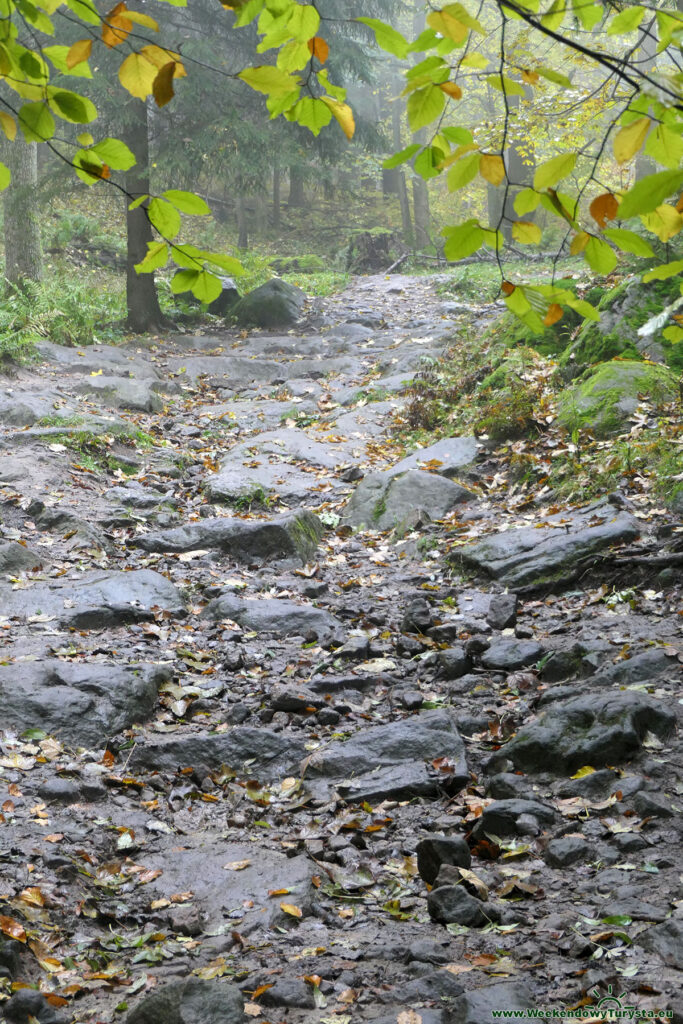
0;275;681;1024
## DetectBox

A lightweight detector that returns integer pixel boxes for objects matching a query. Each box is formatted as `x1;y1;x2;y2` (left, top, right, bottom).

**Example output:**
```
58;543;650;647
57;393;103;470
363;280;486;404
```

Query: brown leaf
251;983;275;999
589;191;619;228
501;280;515;296
0;916;27;942
153;61;176;108
67;38;92;68
543;303;563;327
102;1;133;47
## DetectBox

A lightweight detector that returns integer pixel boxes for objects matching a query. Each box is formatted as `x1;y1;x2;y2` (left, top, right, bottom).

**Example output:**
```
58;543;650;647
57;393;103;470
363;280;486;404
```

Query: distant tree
2;136;42;288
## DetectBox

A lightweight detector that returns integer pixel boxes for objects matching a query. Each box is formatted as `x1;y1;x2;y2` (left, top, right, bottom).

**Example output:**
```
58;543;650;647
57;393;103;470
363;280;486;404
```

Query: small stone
437;646;471;679
416;835;471;885
401;596;433;634
481;638;543;671
545;836;589;867
2;989;67;1024
473;799;556;838
400;689;424;710
632;791;674;818
486;593;518;630
427;885;492;927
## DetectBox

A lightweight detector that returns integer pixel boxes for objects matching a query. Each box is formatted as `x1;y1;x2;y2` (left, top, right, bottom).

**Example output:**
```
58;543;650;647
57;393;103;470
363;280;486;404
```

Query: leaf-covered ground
0;272;681;1024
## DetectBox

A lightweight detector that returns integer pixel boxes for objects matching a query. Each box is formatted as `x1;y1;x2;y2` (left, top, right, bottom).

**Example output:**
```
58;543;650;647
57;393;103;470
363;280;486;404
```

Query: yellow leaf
90;369;103;376
19;887;45;906
320;96;355;139
118;51;159;99
307;36;329;63
613;116;651;165
280;902;303;918
141;44;186;77
479;153;505;186
125;9;159;30
67;38;92;68
511;220;542;244
427;8;468;43
439;82;462;100
153;62;176;107
521;69;539;84
640;203;683;242
223;859;251;871
570;230;589;255
570;765;595;779
0;111;16;140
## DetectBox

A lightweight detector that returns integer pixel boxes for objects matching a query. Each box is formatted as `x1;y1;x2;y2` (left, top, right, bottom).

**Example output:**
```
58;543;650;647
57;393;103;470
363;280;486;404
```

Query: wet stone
486;592;518;630
0;541;45;574
473;799;557;838
545;836;590;867
427;885;493;927
126;978;243;1024
416;835;472;885
202;594;343;643
481;638;544;670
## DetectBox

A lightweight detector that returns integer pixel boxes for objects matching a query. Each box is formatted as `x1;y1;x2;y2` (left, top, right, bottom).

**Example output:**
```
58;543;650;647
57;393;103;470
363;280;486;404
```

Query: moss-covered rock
556;360;678;437
561;275;683;373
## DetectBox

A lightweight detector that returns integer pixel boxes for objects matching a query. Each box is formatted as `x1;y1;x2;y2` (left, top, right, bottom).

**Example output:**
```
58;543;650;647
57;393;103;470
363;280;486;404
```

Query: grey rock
207;276;240;315
632;791;675;818
36;341;159;379
207;428;344;504
74;375;163;413
448;982;533;1023
270;684;324;712
402;969;465;1001
638;918;683;966
2;989;67;1024
416;835;472;885
474;799;556;837
259;979;315;1010
345;468;474;531
0;569;185;627
437;646;471;679
588;648;679;688
0;541;44;574
486;593;518;630
392;437;479;477
233;278;306;328
0;940;22;980
37;778;84;804
304;710;468;789
545;836;589;867
402;595;433;633
486;773;535;800
202;594;342;642
427;885;492;926
126;978;243;1024
0;660;170;746
481;638;543;670
135;509;323;564
458;501;640;587
106;480;168;509
336;763;440;803
497;692;675;774
130;727;305;778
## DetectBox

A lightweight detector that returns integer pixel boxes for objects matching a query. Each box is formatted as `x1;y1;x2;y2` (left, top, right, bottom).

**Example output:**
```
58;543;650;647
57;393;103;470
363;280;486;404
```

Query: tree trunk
236;190;248;248
391;85;413;244
500;91;535;242
3;138;42;288
288;166;305;206
124;100;165;333
273;163;281;228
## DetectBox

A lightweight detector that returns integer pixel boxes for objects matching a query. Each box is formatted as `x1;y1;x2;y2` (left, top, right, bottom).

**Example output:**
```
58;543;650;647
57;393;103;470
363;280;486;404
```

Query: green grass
281;270;350;297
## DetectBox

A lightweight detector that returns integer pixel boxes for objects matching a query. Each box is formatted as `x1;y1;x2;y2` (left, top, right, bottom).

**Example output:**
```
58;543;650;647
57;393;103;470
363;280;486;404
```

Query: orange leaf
501;280;515;296
480;153;505;186
102;2;133;48
67;39;92;68
439;82;462;100
589;192;619;228
279;902;303;918
19;887;45;907
153;61;176;108
251;983;275;999
521;69;539;84
44;833;64;843
307;36;329;63
0;916;27;942
675;191;683;213
543;303;563;326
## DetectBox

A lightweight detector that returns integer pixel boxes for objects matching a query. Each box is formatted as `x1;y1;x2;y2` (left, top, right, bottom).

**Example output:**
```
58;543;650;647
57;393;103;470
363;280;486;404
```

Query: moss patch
556;360;678;437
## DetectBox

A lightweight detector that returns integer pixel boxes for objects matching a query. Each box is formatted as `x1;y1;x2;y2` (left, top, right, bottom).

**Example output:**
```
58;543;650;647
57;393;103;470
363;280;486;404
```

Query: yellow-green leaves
135;240;169;274
514;188;540;216
479;153;505;186
118;46;185;102
642;260;683;283
407;84;445;132
583;236;617;275
442;219;484;260
618;169;683;219
607;5;645;34
486;73;526;96
533;152;576;190
427;4;484;44
286;4;319;42
0;161;10;191
447;151;479;191
613;117;650;165
18;101;55;142
148;197;182;240
640;205;683;243
238;65;299;96
512;221;542;244
356;18;409;59
163;190;210;215
286;96;331;135
645;125;683;171
383;144;421;169
0;112;16;140
541;0;566;32
603;228;654;258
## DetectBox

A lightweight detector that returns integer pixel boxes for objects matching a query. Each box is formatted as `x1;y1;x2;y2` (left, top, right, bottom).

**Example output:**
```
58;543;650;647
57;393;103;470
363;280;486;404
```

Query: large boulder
556;360;678;437
135;509;323;564
345;468;474;530
202;593;342;642
494;691;676;774
233;278;306;328
129;727;305;778
0;660;170;746
457;499;639;587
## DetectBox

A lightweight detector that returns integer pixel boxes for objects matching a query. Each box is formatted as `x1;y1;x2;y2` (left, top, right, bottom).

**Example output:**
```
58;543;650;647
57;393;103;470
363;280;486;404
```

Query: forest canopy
0;0;681;334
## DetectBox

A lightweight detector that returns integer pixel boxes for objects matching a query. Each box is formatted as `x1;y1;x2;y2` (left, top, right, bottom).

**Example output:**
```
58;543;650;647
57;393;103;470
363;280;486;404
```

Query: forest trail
0;274;681;1024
